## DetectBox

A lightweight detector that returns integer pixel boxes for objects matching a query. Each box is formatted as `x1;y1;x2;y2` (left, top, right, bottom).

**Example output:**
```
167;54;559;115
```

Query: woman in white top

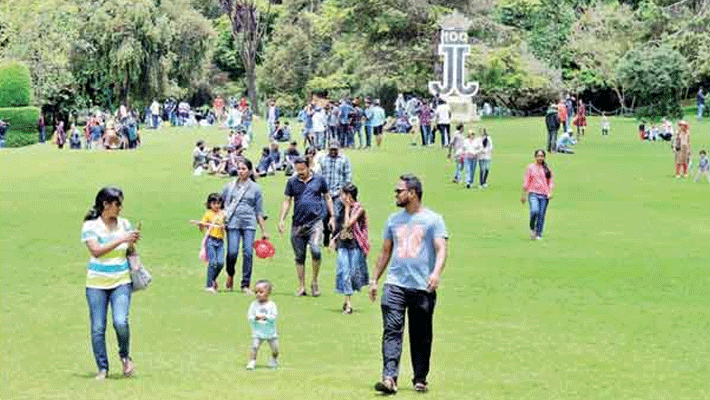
462;129;483;188
478;129;493;188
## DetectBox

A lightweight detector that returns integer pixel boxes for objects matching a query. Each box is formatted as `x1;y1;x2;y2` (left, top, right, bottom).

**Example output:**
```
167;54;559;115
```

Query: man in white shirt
435;100;451;147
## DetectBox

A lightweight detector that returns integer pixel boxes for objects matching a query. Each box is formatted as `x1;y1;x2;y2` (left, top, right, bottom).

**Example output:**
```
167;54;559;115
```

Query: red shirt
524;163;554;197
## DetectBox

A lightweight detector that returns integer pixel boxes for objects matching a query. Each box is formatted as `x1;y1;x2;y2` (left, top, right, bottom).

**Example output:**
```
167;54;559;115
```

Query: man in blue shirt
370;99;386;147
278;158;335;297
338;98;353;149
369;174;449;394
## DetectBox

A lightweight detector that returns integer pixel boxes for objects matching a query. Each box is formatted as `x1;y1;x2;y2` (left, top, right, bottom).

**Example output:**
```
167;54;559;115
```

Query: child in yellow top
199;193;225;293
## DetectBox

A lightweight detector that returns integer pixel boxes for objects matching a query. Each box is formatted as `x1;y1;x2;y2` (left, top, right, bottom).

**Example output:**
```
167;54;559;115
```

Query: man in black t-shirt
278;157;335;297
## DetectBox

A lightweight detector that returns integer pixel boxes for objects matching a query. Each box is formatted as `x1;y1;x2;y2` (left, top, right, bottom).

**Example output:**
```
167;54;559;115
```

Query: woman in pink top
521;149;554;240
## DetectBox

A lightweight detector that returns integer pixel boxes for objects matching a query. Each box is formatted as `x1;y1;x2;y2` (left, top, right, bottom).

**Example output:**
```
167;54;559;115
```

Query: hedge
0;62;31;108
0;106;40;133
4;130;38;147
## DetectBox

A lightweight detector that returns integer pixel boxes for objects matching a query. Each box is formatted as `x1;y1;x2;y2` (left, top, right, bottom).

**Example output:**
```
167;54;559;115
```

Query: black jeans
547;129;558;152
380;284;437;385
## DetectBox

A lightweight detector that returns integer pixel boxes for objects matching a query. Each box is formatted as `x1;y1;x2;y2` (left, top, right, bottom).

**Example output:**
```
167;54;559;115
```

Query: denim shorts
290;220;323;264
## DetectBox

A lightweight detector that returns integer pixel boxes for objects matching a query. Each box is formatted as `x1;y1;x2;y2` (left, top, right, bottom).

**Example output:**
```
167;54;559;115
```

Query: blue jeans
314;131;326;150
437;124;450;147
86;284;132;371
354;125;364;148
40;127;46;143
698;104;705;121
453;158;463;182
152;115;160;129
205;236;224;287
478;159;491;185
464;157;477;186
528;193;549;237
420;124;432;145
226;228;256;289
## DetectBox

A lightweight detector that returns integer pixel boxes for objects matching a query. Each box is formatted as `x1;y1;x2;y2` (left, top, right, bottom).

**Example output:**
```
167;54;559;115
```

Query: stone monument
428;11;480;122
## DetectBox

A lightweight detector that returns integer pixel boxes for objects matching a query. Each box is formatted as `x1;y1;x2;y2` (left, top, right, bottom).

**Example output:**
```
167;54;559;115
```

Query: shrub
0;62;32;108
0;106;40;133
4;131;38;147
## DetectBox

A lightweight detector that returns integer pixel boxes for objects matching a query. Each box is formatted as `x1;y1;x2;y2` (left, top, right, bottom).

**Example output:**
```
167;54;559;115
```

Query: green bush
3;131;38;147
0;106;40;133
0;62;32;107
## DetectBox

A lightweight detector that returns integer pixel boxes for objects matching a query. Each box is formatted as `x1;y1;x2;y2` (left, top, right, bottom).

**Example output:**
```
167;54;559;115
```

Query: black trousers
547;129;558;152
381;284;436;385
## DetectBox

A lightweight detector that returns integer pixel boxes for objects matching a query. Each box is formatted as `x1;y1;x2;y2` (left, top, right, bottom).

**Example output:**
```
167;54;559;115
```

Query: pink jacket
524;163;554;197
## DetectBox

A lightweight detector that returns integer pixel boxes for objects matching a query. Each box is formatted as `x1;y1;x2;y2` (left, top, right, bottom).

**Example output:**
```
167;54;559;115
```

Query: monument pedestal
442;94;480;123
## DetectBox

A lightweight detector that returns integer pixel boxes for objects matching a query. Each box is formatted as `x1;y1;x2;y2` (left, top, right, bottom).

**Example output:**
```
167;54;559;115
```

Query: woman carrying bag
221;158;270;294
81;186;140;380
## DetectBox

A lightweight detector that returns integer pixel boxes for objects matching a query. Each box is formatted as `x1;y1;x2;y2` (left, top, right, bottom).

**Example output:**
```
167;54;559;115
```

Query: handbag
199;230;209;263
128;253;152;291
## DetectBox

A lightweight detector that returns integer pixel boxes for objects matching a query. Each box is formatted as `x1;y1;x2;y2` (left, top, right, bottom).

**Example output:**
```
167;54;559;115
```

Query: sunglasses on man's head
394;189;407;194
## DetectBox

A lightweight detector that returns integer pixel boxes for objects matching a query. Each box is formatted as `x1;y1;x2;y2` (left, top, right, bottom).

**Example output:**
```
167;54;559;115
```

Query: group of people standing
545;94;587;154
287;97;387;150
448;124;493;188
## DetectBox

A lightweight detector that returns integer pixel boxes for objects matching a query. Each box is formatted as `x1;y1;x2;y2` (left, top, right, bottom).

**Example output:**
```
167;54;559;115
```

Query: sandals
295;288;307;297
343;304;353;315
374;377;397;394
311;283;321;297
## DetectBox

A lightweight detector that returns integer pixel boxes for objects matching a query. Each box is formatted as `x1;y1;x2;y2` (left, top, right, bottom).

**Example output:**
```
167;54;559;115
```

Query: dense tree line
0;0;708;116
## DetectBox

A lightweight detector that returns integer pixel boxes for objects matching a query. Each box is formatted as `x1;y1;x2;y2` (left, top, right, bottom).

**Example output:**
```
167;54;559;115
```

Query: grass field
1;116;709;399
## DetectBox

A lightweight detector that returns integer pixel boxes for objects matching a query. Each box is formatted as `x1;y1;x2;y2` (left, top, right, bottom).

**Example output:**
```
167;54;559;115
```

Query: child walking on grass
332;183;370;315
198;193;225;293
246;280;279;370
695;150;710;183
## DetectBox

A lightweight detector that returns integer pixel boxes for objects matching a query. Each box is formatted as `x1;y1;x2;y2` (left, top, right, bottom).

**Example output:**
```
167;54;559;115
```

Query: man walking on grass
278;158;335;297
369;174;449;394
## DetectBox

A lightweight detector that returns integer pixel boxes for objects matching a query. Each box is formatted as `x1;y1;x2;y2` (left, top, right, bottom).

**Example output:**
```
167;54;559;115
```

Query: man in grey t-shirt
369;174;448;394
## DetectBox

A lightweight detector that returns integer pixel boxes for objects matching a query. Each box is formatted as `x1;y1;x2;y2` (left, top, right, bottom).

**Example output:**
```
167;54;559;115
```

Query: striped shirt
524;163;554;197
81;217;133;289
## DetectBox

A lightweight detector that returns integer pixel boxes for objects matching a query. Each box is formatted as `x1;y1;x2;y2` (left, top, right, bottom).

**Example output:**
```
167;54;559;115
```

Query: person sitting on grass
192;140;208;174
269;142;284;171
659;118;673;141
283;141;300;176
207;147;227;176
556;130;577;154
272;120;290;142
256;147;274;176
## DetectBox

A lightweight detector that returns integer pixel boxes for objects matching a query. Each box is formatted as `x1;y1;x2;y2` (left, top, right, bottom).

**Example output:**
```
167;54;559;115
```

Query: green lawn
1;116;709;399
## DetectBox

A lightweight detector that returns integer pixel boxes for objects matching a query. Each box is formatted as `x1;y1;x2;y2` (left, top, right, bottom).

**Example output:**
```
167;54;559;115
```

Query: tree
218;0;271;113
615;44;690;119
567;2;639;108
70;0;213;106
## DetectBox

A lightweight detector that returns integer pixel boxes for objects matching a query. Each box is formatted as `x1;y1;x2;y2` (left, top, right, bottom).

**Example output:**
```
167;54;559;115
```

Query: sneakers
246;360;256;370
267;358;278;369
95;369;107;380
242;287;253;296
530;230;536;240
121;357;134;377
311;283;321;297
205;287;218;294
414;382;428;392
374;377;397;394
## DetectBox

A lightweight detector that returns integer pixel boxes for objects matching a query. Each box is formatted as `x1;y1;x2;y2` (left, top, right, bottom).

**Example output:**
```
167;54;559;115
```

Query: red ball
253;239;275;259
